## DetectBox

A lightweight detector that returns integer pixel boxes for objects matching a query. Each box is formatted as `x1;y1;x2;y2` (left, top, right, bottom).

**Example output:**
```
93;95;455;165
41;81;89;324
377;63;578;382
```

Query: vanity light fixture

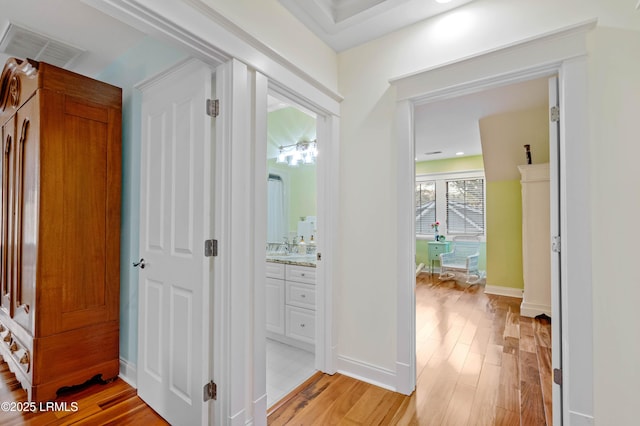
276;140;318;166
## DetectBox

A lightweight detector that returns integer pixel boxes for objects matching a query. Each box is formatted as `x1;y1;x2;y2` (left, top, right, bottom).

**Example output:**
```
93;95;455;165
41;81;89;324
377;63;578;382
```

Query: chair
439;235;481;284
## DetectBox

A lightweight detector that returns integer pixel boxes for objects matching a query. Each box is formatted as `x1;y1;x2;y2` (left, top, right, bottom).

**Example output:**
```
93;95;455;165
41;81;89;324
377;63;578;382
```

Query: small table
427;241;451;274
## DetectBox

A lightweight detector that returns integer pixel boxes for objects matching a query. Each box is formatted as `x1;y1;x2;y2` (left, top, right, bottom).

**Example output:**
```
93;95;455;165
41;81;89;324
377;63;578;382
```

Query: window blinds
445;178;484;234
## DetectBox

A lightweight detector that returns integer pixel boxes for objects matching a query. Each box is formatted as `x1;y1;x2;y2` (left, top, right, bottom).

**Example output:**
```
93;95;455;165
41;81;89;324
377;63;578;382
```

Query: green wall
97;36;188;365
268;160;317;233
486;180;523;289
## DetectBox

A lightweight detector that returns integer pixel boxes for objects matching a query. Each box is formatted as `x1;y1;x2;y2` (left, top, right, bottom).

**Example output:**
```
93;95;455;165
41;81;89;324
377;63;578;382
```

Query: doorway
412;76;555;423
264;92;319;408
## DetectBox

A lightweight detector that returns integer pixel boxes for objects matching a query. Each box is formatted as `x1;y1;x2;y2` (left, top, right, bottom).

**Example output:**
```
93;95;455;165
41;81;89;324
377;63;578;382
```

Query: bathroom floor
266;339;315;408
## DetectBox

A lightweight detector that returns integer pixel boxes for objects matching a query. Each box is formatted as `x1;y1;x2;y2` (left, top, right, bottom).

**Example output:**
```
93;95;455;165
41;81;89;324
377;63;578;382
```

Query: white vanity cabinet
265;263;285;334
265;262;316;350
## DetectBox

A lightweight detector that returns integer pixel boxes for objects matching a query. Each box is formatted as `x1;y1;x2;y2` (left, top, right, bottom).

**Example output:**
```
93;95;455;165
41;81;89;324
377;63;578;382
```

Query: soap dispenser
297;236;307;255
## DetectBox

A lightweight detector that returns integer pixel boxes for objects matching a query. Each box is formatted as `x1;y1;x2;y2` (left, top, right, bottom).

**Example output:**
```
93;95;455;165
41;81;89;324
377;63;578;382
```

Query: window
415;180;436;234
416;171;485;237
446;178;484;235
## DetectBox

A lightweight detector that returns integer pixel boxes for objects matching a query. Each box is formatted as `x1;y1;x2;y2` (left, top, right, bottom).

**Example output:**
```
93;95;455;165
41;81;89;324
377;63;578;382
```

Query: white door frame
251;78;340;423
392;21;595;424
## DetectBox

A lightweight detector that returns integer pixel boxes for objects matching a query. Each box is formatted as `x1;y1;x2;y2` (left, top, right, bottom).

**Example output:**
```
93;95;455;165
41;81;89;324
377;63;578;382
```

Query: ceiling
279;0;476;51
414;78;550;163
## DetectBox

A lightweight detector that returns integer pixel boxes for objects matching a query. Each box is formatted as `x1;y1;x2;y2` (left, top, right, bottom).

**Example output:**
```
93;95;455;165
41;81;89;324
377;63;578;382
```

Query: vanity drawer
286;306;315;344
285;265;316;285
286;282;316;310
265;262;285;279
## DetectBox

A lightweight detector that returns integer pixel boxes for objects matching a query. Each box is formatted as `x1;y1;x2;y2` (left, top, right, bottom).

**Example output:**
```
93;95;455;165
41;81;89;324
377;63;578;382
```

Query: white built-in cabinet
518;163;552;317
265;262;316;350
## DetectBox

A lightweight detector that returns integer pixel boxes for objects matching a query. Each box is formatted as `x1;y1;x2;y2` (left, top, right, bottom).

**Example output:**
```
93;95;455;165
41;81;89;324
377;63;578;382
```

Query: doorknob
133;258;146;269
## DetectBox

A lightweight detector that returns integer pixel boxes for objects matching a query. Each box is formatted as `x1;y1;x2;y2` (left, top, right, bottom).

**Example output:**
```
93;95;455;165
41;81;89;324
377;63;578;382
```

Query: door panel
138;59;213;426
1;116;14;315
12;96;38;332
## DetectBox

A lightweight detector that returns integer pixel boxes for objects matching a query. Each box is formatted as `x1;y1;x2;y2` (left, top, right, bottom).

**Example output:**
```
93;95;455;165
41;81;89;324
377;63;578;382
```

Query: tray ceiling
279;0;475;51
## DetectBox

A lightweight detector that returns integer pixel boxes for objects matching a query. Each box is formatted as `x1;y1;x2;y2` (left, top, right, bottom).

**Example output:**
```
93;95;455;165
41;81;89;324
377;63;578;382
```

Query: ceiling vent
0;23;84;68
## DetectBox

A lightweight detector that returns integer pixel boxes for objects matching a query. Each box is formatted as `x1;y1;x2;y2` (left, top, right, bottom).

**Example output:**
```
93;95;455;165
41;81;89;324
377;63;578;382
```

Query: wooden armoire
0;57;121;401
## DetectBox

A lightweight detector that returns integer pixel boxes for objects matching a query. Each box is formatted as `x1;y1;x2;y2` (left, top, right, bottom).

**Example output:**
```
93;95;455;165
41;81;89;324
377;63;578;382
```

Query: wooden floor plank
0;360;168;426
441;382;475;426
309;379;371;425
520;350;546;426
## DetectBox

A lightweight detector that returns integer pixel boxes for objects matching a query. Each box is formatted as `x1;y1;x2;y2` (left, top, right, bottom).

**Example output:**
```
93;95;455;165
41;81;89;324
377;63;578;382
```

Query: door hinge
203;380;217;401
206;99;219;117
552;236;561;253
205;239;218;257
553;368;563;385
550;105;560;123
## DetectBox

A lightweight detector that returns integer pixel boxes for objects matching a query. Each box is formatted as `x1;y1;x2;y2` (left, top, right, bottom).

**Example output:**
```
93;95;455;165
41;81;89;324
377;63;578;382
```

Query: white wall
201;0;338;92
335;0;602;374
588;26;640;426
336;0;640;421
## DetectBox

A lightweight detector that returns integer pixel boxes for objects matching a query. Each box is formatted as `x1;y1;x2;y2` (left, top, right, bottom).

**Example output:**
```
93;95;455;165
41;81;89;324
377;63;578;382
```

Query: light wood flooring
268;273;552;425
0;364;168;425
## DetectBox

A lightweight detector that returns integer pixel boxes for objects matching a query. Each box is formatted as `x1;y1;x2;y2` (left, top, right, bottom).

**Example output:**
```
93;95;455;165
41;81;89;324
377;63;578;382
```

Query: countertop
266;254;317;268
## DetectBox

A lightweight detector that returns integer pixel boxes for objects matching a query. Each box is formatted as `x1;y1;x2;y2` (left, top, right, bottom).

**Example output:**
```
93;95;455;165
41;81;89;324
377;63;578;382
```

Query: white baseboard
336;355;396;392
569;410;594;425
229;408;247;426
520;301;552;318
119;358;137;388
484;285;523;298
253;394;267;426
395;361;414;395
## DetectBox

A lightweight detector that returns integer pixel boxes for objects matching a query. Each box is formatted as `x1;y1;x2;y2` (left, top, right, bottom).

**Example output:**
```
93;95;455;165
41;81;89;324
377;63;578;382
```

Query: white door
548;76;562;425
137;59;214;425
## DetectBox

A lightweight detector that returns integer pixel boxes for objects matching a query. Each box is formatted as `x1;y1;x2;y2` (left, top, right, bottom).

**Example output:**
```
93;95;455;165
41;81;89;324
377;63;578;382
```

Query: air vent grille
0;23;84;68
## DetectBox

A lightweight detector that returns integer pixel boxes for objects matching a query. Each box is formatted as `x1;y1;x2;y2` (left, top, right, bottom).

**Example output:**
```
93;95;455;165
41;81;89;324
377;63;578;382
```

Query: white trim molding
520;301;552;318
484;285;524;299
118;357;137;388
570;410;595;426
337;355;397;392
84;0;342;115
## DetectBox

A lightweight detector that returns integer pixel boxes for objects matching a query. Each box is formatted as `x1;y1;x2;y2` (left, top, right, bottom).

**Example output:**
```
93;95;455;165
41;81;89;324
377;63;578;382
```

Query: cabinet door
0;116;15;315
285;306;315;345
285;265;316;285
36;90;121;336
266;278;285;334
286;281;316;310
11;95;38;333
